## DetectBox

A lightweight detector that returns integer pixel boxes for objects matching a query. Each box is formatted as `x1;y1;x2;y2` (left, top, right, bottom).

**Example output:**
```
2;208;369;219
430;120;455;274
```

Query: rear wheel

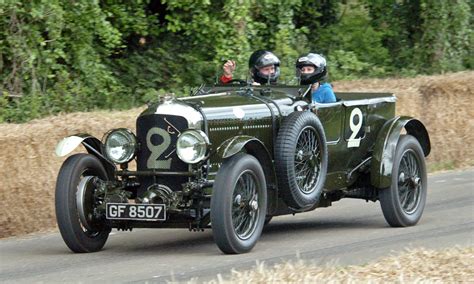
55;154;111;253
211;153;267;254
379;135;427;227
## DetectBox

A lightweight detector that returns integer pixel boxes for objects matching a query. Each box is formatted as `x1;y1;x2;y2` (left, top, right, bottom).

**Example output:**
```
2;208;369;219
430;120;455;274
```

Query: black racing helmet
296;53;327;85
248;50;280;84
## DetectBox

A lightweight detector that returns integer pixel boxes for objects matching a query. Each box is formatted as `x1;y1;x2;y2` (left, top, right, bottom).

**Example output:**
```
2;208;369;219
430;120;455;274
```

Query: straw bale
0;71;473;238
0;108;143;238
335;71;474;169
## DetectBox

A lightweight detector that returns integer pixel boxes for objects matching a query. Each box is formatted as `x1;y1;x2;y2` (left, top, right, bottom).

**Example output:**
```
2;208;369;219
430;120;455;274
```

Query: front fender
371;116;430;188
55;133;116;178
215;135;275;184
216;136;262;159
215;135;277;213
55;133;102;157
215;135;275;183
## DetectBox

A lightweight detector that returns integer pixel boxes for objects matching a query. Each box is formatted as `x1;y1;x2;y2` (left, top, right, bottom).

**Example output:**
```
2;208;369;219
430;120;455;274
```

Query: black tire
55;153;111;253
275;111;328;209
379;135;427;227
211;153;267;254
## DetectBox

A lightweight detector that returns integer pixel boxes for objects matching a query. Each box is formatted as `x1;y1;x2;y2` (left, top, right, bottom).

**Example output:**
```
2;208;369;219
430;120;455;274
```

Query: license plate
106;203;166;221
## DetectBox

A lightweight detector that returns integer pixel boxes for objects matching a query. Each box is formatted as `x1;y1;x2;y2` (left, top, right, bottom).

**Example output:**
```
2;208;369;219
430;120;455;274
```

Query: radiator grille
136;114;189;194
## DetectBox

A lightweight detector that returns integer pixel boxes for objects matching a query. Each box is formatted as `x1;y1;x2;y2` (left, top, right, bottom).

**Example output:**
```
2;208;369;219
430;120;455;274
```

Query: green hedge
0;0;471;122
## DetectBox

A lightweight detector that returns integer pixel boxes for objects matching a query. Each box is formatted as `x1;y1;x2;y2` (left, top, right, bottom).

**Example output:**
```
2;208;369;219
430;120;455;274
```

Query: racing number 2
348;107;363;148
146;127;172;169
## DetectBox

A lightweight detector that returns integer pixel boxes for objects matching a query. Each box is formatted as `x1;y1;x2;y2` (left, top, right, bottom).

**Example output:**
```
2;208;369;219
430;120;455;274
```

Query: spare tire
275;111;328;209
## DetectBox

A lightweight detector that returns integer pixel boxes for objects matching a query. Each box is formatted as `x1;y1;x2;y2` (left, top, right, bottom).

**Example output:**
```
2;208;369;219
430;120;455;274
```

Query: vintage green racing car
54;84;430;254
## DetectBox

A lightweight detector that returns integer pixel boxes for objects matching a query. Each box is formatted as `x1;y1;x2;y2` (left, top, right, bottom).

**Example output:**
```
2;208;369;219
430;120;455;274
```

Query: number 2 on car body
146;127;172;169
348;107;363;148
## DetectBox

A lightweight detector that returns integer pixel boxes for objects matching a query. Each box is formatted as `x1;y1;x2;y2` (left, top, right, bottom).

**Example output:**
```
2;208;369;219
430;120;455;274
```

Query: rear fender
55;133;116;178
371;116;430;188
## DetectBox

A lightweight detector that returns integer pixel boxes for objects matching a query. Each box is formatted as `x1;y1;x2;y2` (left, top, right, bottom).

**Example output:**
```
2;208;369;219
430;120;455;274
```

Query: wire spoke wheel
379;135;427;227
275;111;328;209
56;154;111;253
295;126;321;194
211;153;267;254
397;150;422;214
76;174;106;235
232;171;260;240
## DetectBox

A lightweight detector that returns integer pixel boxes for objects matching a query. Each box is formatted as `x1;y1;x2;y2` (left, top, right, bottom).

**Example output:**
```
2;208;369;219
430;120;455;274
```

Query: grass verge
210;247;473;283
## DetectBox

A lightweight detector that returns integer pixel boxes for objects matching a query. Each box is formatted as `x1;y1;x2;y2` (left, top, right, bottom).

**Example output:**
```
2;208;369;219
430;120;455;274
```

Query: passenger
296;53;336;103
220;50;280;85
220;59;236;84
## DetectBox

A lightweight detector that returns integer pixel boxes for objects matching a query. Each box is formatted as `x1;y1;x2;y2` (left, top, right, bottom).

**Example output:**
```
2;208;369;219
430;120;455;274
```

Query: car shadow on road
106;231;217;255
262;216;386;235
102;216;386;256
36;215;387;257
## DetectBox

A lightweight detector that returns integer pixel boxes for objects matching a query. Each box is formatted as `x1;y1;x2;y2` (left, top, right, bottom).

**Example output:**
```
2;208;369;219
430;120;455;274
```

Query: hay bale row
0;71;473;238
0;110;141;238
334;71;474;169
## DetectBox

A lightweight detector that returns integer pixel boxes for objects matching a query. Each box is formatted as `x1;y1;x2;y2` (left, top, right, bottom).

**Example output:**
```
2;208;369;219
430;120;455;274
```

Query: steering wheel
226;79;248;85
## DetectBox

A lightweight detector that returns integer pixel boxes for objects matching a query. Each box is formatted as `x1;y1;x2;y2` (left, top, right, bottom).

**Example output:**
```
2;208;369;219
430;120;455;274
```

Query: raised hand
223;60;236;77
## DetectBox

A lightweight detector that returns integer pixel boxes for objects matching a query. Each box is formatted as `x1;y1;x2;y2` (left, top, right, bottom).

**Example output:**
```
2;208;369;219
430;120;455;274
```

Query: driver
220;50;280;85
296;53;336;103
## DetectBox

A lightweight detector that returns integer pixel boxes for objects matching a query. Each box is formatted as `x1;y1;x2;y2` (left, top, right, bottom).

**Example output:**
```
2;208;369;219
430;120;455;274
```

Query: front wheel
211;153;267;254
379;135;427;227
55;153;111;253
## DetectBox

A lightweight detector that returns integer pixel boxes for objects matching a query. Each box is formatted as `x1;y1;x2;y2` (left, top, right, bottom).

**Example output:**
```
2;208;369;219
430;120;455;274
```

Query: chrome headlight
103;129;137;164
177;130;209;164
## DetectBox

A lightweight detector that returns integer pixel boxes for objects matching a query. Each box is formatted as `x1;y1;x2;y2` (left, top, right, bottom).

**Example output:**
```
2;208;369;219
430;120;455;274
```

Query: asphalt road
1;169;473;282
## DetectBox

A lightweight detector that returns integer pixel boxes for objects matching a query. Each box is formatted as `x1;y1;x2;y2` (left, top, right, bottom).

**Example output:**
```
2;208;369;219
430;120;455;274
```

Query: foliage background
0;0;472;122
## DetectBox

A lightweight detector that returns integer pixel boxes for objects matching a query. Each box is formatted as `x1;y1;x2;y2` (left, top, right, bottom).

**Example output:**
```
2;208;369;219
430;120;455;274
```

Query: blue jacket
312;83;336;103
